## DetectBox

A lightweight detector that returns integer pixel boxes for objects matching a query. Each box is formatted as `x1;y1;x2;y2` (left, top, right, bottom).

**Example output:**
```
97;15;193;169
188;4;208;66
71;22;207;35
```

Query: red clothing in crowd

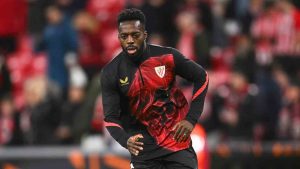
6;37;47;109
79;0;124;69
0;0;27;36
252;7;300;57
294;9;300;31
86;0;125;29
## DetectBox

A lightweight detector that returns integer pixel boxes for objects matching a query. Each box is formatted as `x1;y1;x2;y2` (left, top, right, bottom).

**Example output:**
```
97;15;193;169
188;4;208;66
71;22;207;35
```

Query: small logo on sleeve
120;77;129;86
155;65;165;78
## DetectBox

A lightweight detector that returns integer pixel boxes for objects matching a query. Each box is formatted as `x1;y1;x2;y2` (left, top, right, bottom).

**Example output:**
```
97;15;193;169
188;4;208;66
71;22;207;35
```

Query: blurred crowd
0;0;299;146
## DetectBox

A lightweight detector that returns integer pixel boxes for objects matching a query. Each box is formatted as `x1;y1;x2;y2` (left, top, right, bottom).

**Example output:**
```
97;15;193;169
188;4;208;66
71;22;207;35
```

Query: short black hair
117;8;146;26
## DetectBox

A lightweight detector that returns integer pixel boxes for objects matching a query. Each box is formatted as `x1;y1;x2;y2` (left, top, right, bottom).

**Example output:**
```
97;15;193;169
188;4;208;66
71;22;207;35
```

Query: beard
123;42;146;62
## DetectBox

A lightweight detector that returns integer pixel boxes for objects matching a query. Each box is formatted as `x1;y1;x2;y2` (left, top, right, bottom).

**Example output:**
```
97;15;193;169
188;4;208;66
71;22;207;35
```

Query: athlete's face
118;20;147;57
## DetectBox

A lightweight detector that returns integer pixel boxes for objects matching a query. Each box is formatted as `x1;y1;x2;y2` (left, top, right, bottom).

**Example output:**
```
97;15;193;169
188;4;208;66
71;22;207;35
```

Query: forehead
118;20;144;33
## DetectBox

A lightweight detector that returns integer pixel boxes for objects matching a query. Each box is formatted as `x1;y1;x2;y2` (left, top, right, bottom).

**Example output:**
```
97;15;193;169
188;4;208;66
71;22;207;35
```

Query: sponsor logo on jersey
120;77;129;86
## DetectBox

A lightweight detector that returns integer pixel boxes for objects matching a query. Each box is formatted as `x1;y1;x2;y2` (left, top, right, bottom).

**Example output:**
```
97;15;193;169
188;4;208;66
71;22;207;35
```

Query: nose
127;35;134;44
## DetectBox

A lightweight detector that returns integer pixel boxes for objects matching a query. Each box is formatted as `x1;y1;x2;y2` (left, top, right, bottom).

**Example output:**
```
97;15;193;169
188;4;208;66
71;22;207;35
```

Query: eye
132;33;140;39
120;34;127;40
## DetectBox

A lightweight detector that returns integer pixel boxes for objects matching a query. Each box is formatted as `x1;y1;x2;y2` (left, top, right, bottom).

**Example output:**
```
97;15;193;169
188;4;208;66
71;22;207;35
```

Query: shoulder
148;44;183;56
101;52;123;79
102;53;123;74
148;44;171;52
165;46;183;56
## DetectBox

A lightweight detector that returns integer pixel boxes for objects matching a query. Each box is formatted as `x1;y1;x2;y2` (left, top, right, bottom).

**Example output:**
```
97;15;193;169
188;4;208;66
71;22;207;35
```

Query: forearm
104;120;130;148
185;71;209;126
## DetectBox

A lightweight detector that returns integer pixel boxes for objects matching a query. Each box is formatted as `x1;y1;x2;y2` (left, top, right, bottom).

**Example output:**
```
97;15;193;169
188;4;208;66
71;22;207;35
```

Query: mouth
126;46;138;55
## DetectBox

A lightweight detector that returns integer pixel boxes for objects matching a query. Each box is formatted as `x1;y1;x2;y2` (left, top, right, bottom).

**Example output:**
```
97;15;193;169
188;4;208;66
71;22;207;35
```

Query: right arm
101;69;143;155
101;69;130;148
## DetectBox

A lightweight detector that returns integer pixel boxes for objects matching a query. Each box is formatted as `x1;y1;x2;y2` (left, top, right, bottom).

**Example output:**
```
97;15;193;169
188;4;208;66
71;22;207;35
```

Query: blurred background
0;0;300;168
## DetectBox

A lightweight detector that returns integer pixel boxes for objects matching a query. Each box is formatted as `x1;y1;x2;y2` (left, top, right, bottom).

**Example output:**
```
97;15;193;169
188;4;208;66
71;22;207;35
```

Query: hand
172;120;193;143
127;134;144;156
56;126;71;139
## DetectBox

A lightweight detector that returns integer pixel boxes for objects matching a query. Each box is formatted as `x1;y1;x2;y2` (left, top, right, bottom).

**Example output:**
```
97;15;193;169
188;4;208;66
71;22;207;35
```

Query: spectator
232;34;257;83
272;0;300;78
175;10;211;68
140;0;176;46
254;67;282;140
86;0;124;71
176;0;213;34
56;57;87;144
278;84;300;140
274;68;300;140
22;76;61;145
37;5;78;92
86;0;125;29
71;73;103;143
250;2;276;73
0;57;11;97
211;1;228;48
211;70;258;140
6;36;47;110
73;11;106;78
0;95;22;145
240;0;265;34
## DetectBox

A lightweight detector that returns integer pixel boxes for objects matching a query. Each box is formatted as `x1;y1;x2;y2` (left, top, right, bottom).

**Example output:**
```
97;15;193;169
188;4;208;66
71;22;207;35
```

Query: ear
144;31;148;40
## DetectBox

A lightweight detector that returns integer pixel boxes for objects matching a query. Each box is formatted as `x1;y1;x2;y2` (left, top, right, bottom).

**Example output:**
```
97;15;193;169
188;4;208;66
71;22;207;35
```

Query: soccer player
101;8;209;169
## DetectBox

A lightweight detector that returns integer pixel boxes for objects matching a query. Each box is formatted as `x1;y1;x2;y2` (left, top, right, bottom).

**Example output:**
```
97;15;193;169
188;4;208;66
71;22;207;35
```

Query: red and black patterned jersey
101;44;208;160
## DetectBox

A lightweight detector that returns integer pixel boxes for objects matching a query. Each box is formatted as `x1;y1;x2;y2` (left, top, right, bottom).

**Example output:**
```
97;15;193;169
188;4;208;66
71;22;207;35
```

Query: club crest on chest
154;65;165;78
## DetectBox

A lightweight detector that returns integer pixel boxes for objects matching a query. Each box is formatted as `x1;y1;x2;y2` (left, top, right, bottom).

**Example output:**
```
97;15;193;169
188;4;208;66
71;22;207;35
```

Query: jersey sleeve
100;68;130;148
171;48;209;126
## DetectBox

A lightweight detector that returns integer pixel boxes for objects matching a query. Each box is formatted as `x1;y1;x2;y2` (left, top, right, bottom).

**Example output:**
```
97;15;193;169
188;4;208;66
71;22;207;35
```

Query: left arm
171;48;209;142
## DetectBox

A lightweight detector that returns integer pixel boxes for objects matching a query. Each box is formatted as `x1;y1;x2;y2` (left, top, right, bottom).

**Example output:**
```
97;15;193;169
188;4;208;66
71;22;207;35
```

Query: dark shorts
130;147;198;169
